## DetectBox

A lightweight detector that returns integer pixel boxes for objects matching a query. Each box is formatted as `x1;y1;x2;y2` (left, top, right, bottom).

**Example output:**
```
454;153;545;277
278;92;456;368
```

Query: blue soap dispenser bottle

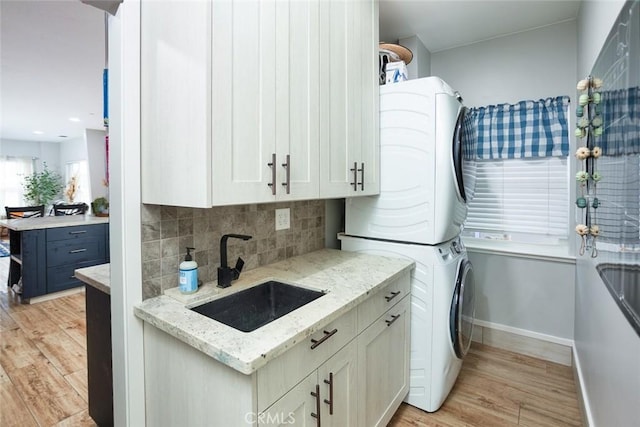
179;247;198;294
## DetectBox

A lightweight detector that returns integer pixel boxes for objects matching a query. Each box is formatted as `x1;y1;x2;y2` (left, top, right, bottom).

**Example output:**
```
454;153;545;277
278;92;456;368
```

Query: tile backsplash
140;200;325;299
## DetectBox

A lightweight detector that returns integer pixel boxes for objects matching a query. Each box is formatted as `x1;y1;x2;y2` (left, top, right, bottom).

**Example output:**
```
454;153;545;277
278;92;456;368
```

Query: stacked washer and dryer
340;76;476;412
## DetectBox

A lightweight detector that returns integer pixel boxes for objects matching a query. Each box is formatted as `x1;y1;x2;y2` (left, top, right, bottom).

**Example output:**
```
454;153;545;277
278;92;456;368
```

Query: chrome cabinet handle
385;314;400;326
267;153;276;195
349;162;358;191
69;248;87;254
310;384;321;426
69;230;87;235
384;291;401;302
358;162;364;191
323;372;334;415
310;328;338;350
281;154;290;194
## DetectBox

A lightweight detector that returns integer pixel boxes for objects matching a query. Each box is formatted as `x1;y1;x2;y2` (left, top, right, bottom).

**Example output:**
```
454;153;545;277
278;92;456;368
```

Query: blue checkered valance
463;96;570;160
600;87;640;156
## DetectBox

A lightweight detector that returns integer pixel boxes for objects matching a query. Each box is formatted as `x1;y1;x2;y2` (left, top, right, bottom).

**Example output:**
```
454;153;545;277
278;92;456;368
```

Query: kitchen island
0;215;109;301
135;249;414;426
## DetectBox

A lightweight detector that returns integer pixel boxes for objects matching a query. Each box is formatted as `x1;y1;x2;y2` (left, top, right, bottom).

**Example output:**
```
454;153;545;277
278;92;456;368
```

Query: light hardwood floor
0;254;582;427
0;255;96;427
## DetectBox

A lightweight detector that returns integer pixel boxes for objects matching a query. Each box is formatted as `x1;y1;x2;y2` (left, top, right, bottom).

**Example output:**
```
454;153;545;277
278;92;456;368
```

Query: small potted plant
91;196;109;217
22;163;63;208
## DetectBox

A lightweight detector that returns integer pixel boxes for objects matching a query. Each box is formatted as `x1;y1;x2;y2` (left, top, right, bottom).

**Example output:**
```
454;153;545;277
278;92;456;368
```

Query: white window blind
463;157;569;243
0;156;35;212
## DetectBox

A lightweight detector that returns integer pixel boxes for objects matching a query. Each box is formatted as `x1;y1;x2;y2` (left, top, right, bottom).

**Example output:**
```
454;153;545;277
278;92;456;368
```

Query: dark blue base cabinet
8;223;109;299
86;285;114;427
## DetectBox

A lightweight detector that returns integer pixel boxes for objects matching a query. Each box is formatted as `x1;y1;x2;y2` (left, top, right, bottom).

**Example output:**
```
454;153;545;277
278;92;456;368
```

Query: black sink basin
597;263;640;336
190;280;325;332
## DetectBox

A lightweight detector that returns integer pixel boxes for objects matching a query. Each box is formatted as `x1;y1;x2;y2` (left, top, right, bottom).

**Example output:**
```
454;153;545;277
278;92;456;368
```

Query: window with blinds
463;157;569;244
462;97;570;245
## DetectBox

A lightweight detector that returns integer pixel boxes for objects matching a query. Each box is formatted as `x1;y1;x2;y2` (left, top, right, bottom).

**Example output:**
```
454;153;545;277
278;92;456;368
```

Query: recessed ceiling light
33;130;44;135
69;117;81;122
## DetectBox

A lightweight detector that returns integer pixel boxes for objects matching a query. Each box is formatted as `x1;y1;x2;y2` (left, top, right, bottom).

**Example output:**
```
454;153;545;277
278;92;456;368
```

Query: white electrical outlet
275;208;290;231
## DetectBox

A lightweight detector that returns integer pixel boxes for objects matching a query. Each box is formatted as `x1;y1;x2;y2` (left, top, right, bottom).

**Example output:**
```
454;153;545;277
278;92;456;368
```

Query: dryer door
452;106;468;203
450;258;476;358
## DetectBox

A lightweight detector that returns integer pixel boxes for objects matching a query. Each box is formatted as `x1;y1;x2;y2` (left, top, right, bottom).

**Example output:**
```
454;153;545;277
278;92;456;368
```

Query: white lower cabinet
143;272;410;426
259;341;357;426
357;296;411;427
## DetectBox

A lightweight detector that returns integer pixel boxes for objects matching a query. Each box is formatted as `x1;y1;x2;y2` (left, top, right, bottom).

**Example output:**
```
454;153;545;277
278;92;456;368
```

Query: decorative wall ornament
575;76;604;257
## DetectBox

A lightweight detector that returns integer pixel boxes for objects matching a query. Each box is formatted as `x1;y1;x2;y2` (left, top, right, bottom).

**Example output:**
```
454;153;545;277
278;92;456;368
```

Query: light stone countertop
75;263;111;295
0;215;109;231
135;248;414;375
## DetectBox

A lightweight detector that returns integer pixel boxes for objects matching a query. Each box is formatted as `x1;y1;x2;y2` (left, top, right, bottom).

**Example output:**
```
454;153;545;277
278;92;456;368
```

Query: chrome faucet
217;234;253;288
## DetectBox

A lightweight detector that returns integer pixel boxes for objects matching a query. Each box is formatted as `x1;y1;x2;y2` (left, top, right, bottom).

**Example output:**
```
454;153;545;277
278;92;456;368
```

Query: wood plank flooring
0;254;582;426
0;255;96;427
389;341;583;427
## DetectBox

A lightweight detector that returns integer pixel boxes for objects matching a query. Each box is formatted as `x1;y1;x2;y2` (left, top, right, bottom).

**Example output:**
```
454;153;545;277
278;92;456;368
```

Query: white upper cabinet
141;0;377;207
211;0;320;204
141;0;213;207
319;0;380;198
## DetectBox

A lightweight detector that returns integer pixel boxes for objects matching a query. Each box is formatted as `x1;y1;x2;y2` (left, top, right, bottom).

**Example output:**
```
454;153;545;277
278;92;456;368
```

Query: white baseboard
472;320;574;366
572;345;594;427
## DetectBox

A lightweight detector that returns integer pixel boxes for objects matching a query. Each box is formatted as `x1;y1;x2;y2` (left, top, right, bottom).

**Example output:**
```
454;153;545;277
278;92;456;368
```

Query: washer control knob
451;240;461;254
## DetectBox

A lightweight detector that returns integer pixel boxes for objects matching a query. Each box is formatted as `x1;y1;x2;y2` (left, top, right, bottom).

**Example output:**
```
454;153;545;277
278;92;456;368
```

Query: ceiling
0;0;581;144
379;0;582;52
0;0;105;143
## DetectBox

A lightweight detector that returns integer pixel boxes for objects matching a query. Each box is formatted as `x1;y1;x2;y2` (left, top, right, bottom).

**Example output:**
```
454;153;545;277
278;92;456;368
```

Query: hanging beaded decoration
575;76;603;257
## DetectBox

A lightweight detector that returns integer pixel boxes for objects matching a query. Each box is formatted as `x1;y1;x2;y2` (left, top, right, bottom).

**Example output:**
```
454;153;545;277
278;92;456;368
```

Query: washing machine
339;233;475;412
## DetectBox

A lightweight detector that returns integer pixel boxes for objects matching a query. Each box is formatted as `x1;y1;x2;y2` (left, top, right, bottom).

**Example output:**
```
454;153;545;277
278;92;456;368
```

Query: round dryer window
450;258;476;359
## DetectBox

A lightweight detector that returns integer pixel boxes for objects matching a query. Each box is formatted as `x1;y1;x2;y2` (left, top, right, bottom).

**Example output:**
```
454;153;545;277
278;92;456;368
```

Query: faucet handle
233;257;245;280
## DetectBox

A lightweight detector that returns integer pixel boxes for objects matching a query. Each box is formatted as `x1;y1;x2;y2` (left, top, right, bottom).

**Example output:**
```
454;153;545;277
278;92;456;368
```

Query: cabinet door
275;0;320;202
357;296;410;427
319;0;379;198
259;372;318;427
353;0;379;197
212;0;320;205
141;0;213;207
319;341;358;426
212;0;276;205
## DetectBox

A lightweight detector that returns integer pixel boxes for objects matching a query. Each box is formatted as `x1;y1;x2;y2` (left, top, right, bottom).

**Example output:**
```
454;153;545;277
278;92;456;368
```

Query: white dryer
339;234;475;412
345;76;469;245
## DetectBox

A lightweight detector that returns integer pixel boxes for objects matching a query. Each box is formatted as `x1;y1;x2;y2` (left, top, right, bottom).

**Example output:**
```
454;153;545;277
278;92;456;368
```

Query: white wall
59;136;88;165
399;35;431;80
469;252;575;339
574;1;638;426
86;128;108;199
431;20;577;108
430;21;578;341
0;138;61;173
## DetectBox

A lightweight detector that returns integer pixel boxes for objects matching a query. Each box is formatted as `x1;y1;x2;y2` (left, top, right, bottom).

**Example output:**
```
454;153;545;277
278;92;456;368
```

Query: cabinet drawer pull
310;384;321;426
281;154;290;194
384;291;401;302
310;328;338;350
323;372;334;415
358;162;364;191
385;314;400;326
267;153;277;195
69;248;87;254
349;161;358;191
69;230;87;235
